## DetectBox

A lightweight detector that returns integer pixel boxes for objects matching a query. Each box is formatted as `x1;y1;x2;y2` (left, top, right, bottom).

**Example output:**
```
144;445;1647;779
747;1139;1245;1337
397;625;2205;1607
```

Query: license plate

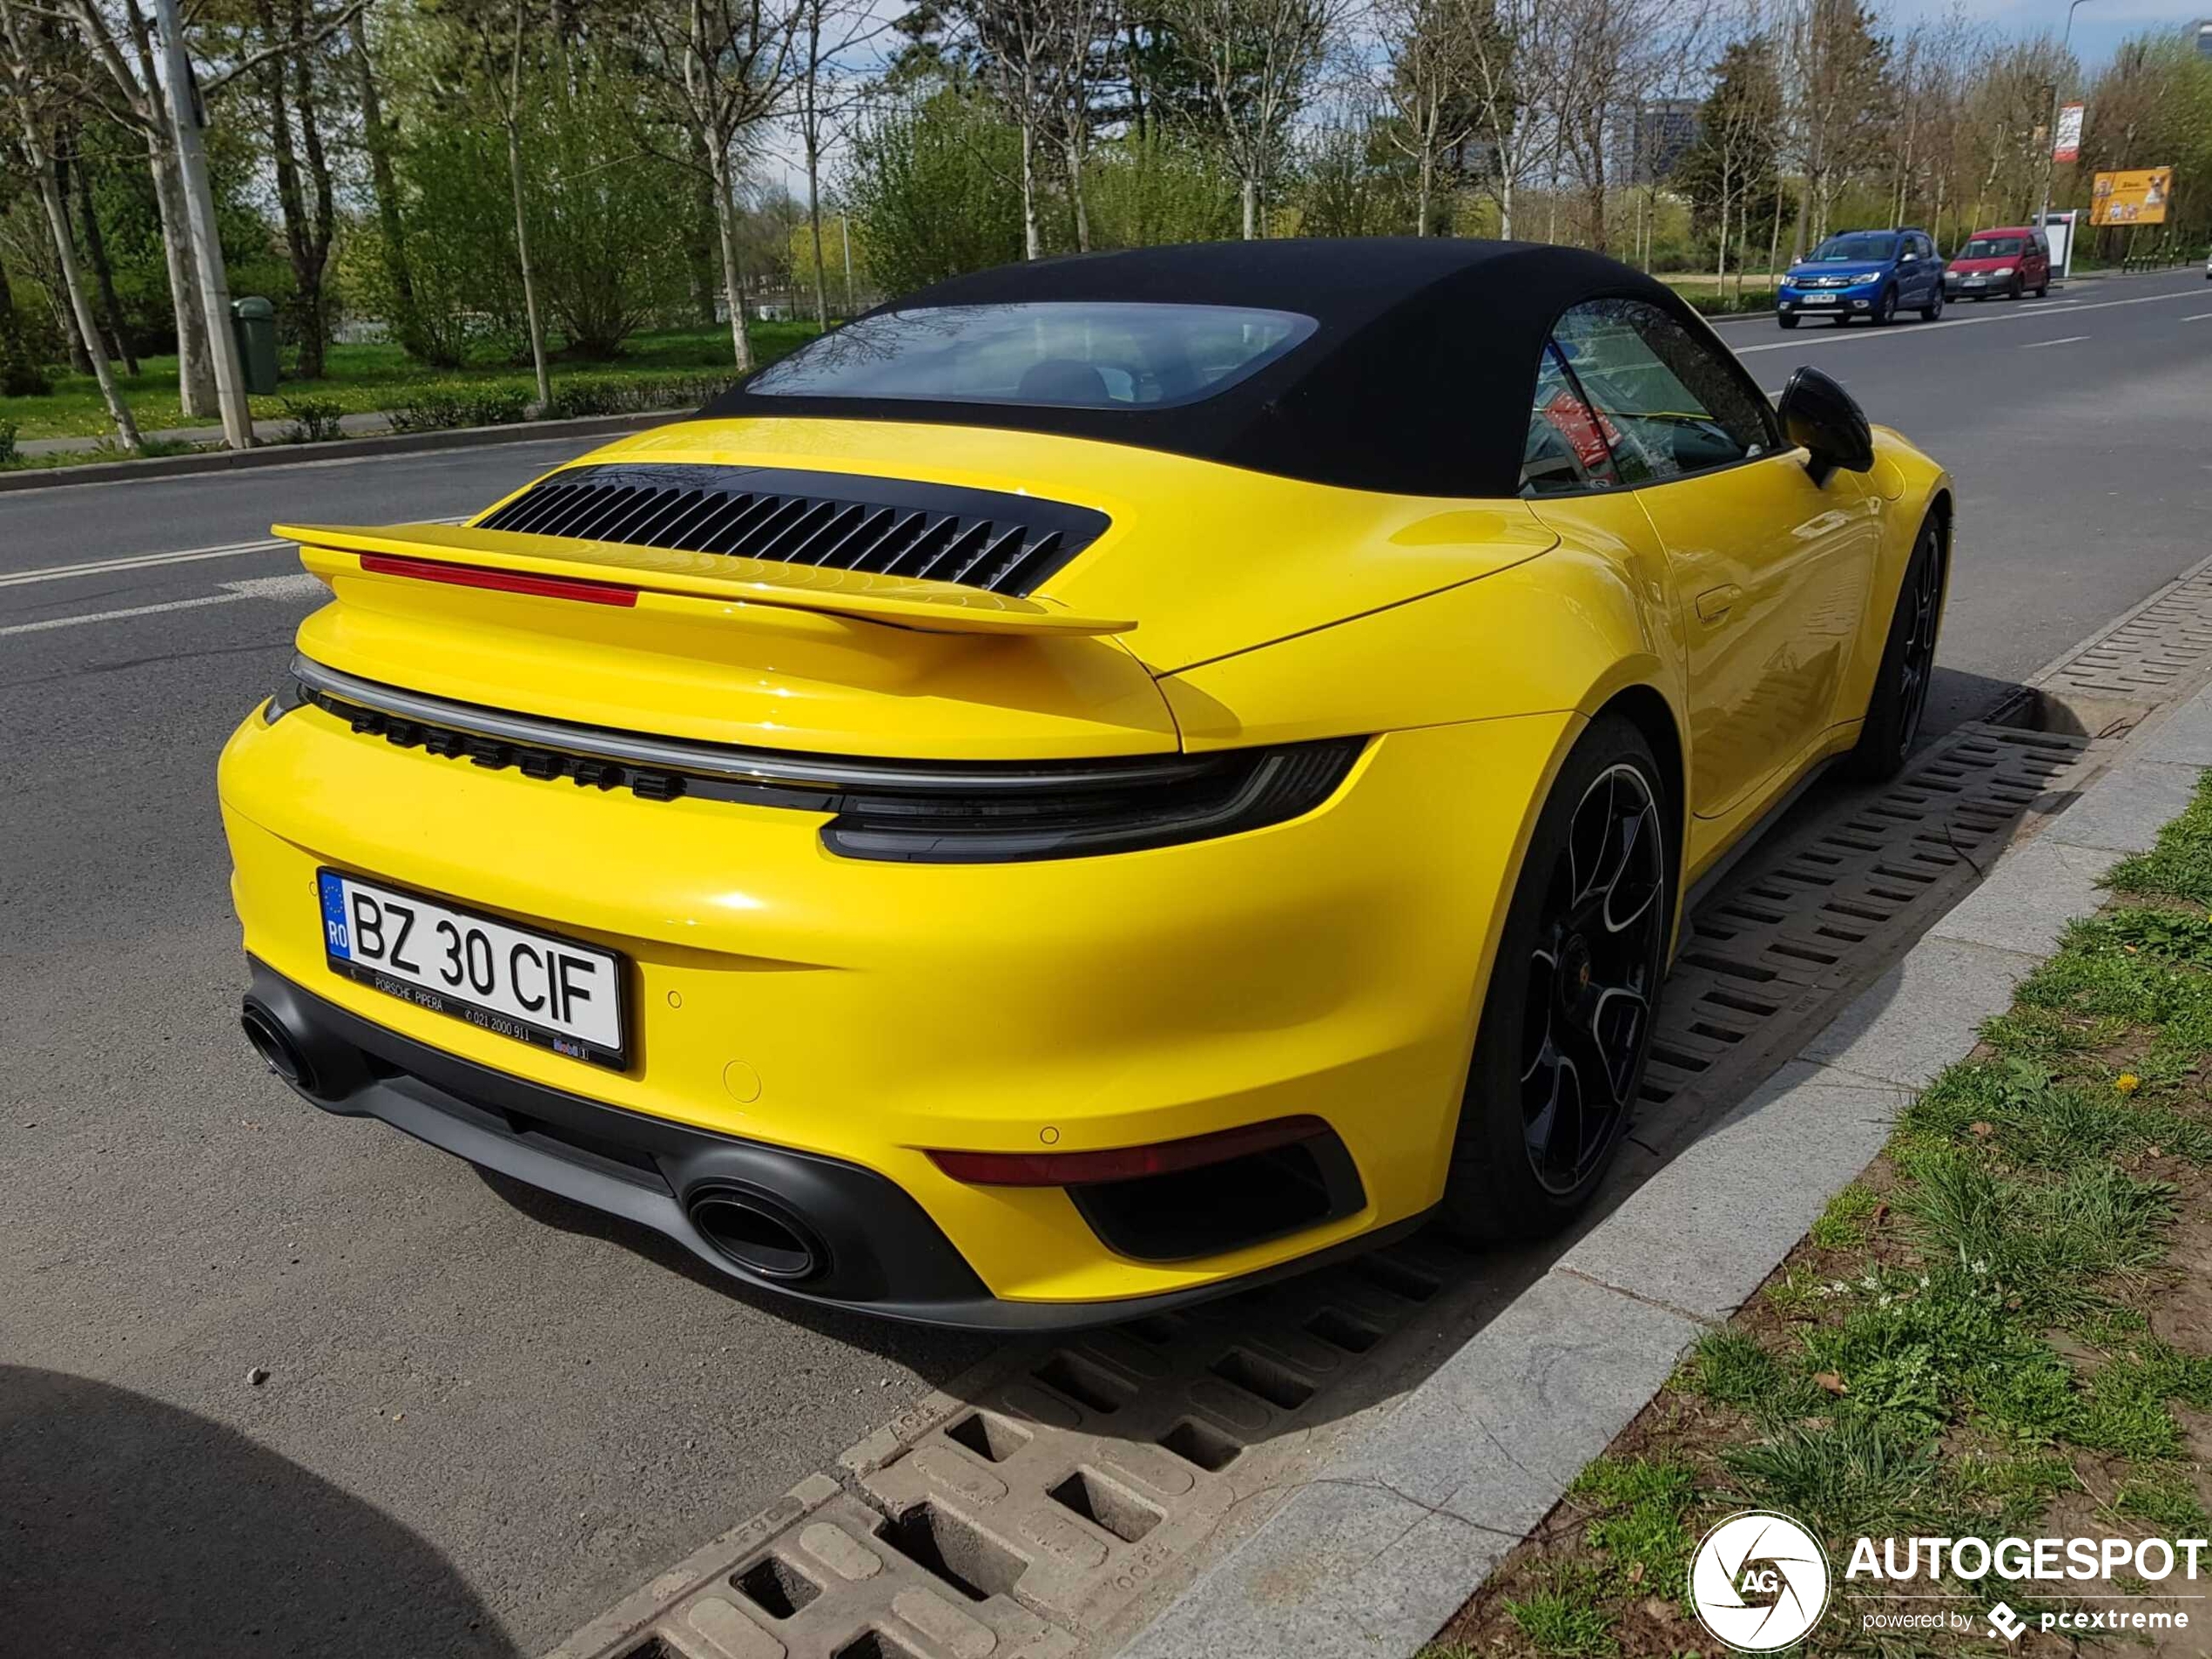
1802;293;1838;305
1964;278;1986;287
318;870;628;1068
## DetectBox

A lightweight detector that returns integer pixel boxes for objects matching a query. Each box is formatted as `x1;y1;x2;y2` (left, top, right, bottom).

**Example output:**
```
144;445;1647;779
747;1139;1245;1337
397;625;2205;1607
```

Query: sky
757;0;2209;201
1888;0;2209;71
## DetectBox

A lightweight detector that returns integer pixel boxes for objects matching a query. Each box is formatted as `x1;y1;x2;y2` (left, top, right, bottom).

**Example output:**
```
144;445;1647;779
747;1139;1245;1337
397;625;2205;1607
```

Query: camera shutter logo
1689;1511;1831;1650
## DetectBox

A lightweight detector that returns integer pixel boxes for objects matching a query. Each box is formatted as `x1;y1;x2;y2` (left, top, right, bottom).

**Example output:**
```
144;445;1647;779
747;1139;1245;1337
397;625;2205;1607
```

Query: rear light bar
926;1116;1331;1188
359;552;639;608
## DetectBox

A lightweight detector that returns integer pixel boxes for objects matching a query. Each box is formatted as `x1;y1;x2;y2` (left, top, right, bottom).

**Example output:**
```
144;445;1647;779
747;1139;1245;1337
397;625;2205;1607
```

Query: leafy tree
1672;34;1781;278
842;89;1022;294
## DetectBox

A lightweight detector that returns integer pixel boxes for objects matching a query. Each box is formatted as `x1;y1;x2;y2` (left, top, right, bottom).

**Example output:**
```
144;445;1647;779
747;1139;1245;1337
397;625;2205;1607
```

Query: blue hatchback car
1777;228;1946;328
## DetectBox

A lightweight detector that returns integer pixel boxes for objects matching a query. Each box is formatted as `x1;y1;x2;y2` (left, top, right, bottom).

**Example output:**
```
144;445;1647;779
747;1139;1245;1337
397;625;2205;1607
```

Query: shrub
385;385;533;433
278;395;347;443
0;418;16;464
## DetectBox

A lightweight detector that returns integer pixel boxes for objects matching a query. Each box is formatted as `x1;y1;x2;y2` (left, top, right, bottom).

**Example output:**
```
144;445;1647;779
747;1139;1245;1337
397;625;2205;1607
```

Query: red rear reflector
927;1115;1330;1188
359;552;638;608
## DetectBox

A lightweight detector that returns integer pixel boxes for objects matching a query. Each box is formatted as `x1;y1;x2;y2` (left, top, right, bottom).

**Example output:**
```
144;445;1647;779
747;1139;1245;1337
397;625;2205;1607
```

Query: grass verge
1428;769;2212;1657
0;320;818;448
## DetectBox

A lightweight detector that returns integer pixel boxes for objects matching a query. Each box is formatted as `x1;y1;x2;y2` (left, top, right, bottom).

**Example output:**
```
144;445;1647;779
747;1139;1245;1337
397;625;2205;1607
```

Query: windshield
744;302;1317;409
1807;234;1898;263
1961;237;2026;259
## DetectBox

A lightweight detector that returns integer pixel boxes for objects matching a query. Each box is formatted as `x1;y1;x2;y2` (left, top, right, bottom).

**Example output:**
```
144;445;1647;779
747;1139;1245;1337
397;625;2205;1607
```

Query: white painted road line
2185;313;2212;323
0;536;285;589
1734;285;2208;354
0;516;467;589
0;572;324;637
2023;335;2089;349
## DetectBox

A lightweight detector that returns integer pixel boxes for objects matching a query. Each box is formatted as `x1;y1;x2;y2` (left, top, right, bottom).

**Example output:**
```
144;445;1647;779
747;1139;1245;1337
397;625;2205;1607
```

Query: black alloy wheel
1843;516;1946;781
1890;528;1943;760
1441;715;1674;1244
1518;765;1669;1195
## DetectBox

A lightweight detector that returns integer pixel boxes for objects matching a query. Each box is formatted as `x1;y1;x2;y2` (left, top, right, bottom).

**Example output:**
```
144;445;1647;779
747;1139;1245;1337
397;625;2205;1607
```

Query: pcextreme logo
1688;1510;1831;1651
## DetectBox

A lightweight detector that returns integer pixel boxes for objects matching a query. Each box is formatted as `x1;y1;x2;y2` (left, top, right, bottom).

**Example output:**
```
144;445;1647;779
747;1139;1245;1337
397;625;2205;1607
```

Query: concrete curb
0;408;679;495
1116;685;2212;1659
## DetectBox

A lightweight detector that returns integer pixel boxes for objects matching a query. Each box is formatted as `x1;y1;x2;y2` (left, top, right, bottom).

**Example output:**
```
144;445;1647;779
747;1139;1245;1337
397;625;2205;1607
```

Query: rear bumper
219;695;1573;1312
242;961;1423;1330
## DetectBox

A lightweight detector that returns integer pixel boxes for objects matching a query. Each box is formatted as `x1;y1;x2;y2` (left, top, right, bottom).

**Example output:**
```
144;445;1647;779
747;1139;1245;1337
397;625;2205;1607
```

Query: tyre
1778;313;1799;329
1920;287;1944;321
1871;287;1898;325
1842;514;1946;783
1440;715;1673;1243
2035;281;2049;297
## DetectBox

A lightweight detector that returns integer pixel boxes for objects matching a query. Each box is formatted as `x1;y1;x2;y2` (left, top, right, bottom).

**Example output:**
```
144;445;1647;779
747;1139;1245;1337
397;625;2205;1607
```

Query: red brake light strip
359;552;639;608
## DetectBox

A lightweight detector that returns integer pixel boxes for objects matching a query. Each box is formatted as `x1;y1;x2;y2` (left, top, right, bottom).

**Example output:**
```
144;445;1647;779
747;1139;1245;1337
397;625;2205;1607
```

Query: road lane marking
1735;286;2209;354
0;516;467;589
2185;313;2212;322
2023;334;2089;349
0;572;324;637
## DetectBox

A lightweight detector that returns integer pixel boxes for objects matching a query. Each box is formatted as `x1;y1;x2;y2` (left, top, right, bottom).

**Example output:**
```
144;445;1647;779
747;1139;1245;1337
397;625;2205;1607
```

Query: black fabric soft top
698;239;1701;499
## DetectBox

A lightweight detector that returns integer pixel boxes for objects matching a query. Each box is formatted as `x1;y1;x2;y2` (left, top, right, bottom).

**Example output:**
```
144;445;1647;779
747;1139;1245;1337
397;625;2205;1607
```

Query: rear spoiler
273;521;1136;638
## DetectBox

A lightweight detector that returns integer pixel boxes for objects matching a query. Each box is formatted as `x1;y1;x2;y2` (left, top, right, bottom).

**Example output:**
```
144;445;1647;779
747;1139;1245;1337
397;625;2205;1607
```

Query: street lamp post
2036;0;2096;233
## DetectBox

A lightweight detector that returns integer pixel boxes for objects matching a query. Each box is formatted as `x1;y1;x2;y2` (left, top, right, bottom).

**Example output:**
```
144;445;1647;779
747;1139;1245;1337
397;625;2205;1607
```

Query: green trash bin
231;297;280;395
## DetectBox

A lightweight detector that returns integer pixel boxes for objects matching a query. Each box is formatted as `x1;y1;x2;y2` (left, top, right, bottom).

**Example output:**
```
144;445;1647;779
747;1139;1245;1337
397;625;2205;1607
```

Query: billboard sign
2053;104;2084;163
2090;166;2173;226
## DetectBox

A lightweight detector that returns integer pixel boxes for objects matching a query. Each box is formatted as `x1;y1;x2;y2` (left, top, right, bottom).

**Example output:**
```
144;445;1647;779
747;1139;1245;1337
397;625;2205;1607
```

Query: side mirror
1777;366;1874;486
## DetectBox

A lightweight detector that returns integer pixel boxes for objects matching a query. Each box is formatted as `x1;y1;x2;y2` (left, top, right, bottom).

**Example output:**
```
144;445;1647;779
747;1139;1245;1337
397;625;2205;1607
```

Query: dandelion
2116;1073;2141;1095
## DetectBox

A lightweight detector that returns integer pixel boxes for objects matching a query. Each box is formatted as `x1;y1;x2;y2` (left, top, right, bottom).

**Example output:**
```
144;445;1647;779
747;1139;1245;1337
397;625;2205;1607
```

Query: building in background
1613;99;1702;186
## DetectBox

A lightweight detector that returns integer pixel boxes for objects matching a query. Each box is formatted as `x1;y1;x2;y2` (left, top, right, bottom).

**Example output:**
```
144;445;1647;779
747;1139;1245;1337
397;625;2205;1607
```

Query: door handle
1696;583;1743;624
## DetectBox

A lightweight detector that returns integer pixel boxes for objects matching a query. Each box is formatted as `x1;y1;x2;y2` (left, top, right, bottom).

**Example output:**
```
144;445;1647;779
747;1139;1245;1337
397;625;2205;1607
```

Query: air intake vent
476;463;1109;597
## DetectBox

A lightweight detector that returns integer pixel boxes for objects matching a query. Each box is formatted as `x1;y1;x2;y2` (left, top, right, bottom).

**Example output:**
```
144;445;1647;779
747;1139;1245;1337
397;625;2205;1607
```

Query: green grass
1463;767;2212;1655
0;320;819;444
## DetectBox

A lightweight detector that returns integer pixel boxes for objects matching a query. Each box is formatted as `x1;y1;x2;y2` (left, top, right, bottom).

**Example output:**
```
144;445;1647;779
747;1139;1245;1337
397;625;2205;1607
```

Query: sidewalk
16;408;399;458
1117;681;2212;1659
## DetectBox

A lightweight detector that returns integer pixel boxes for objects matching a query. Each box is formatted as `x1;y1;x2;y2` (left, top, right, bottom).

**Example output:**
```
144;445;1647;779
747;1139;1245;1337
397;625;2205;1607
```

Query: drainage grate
1639;722;2095;1118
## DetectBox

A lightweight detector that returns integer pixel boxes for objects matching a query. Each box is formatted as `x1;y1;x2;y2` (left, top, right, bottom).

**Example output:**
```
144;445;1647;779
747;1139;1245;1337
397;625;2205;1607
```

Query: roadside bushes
278;396;347;442
0;419;16;464
384;385;532;433
540;373;738;421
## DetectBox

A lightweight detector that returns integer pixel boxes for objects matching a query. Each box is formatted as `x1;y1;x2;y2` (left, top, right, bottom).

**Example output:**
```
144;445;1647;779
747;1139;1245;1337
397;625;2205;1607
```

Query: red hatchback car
1945;226;2051;300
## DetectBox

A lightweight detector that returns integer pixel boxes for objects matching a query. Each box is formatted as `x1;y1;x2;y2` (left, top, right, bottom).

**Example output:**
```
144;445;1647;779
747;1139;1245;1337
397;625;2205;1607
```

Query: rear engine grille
475;463;1109;597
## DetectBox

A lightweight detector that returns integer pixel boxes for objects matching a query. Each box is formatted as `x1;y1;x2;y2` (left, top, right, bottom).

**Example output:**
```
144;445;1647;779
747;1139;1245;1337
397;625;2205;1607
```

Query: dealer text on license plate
317;871;626;1067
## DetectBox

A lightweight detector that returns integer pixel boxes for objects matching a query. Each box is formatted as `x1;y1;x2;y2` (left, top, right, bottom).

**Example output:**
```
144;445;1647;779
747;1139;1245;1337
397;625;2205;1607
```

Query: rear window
745;301;1317;410
1809;234;1898;262
1962;236;2027;258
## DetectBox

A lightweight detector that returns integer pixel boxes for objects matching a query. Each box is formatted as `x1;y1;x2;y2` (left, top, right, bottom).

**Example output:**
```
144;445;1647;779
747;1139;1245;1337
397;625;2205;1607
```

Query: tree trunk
146;147;213;411
1066;132;1090;253
806;136;829;329
1019;111;1042;259
51;158;96;375
1241;175;1258;239
72;145;139;375
30;151;141;448
1499;166;1514;239
350;12;425;361
287;0;336;380
708;146;755;373
1417;142;1433;236
504;7;550;410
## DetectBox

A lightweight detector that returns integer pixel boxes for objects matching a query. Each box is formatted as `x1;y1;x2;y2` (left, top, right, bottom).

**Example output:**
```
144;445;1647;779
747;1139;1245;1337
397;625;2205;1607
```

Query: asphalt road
4;266;2209;1656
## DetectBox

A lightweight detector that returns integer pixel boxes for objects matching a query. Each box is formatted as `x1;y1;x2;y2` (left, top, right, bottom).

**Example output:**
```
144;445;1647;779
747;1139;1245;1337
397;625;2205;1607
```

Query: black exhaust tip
240;1001;319;1096
685;1186;827;1283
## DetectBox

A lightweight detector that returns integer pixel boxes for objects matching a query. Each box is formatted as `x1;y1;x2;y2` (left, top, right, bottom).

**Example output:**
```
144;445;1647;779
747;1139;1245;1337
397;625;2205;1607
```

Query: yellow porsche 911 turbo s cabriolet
219;238;1950;1328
